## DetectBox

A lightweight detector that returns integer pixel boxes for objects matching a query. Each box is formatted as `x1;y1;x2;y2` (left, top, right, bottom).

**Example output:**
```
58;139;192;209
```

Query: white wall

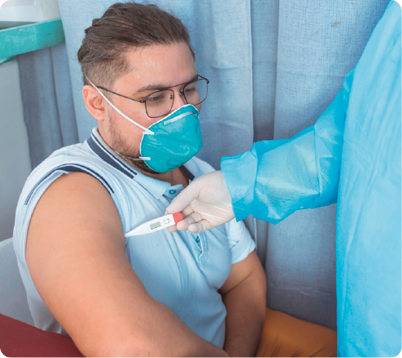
0;0;62;29
0;60;31;241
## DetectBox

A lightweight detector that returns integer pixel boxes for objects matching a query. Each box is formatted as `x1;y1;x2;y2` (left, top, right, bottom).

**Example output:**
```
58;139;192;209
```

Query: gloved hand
165;171;235;233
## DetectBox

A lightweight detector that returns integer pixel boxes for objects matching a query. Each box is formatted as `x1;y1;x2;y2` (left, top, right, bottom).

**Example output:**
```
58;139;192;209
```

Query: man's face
98;42;199;171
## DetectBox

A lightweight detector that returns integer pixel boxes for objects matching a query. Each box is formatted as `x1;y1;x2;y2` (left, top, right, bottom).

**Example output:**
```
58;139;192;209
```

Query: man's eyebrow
136;74;199;94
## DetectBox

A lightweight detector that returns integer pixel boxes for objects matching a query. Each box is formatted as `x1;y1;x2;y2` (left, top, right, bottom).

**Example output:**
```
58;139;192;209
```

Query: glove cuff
221;151;258;221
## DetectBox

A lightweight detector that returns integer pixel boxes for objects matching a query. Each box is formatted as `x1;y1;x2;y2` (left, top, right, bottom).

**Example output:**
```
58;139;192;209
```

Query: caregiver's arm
221;69;352;224
220;250;266;357
26;173;228;357
167;70;354;232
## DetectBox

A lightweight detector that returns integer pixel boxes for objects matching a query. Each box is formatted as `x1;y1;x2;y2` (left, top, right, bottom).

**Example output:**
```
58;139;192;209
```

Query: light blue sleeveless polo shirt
13;128;255;348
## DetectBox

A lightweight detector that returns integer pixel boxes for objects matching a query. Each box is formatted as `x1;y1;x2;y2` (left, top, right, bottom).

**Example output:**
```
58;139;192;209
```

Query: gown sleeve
221;69;354;224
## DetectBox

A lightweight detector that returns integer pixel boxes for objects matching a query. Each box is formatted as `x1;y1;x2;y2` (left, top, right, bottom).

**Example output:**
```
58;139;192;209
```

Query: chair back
0;237;33;325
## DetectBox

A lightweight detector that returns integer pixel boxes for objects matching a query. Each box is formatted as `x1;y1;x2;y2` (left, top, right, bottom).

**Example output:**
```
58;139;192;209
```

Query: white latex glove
165;171;235;233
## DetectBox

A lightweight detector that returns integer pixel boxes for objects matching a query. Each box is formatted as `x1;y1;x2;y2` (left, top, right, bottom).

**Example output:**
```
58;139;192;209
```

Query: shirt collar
86;128;193;200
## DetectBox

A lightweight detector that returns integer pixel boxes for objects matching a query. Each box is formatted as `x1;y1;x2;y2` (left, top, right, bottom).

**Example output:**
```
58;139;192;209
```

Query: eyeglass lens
145;78;208;118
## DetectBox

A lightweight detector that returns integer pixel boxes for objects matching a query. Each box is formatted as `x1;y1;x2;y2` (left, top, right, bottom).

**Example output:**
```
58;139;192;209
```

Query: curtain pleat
17;43;78;168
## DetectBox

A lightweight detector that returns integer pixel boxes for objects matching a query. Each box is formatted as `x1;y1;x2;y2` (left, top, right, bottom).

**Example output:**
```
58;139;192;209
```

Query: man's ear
82;85;107;121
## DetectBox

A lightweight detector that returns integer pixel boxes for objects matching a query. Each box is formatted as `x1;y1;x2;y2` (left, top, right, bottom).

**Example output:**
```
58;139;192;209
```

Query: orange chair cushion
256;308;337;357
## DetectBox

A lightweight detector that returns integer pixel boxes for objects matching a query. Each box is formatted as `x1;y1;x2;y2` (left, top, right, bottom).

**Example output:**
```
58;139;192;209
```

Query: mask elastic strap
86;77;154;136
115;151;151;161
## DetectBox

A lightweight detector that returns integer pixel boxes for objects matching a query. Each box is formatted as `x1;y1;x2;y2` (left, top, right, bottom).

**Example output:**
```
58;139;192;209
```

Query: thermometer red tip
172;212;183;224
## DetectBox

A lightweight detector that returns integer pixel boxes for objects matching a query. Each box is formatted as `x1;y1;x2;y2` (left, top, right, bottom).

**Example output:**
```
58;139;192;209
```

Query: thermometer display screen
150;222;161;230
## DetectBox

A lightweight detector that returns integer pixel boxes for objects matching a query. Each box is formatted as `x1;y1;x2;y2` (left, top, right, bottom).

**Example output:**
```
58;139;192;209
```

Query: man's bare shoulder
26;171;125;264
37;171;113;204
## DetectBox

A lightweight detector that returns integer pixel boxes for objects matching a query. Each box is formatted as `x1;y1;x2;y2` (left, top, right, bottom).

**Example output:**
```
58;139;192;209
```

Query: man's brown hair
78;2;195;88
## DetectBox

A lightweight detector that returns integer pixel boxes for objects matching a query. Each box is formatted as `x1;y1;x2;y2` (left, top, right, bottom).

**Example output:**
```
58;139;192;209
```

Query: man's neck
149;167;189;188
120;156;189;188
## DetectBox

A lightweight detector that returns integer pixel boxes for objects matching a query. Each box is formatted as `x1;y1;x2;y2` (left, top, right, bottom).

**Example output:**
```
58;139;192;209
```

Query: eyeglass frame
94;74;210;118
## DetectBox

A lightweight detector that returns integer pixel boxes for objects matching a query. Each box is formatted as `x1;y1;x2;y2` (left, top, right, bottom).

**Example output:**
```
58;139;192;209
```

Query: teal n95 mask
88;78;203;173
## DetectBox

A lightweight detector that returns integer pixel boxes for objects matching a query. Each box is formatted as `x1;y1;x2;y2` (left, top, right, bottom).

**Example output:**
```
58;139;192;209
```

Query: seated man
13;3;265;356
13;3;336;357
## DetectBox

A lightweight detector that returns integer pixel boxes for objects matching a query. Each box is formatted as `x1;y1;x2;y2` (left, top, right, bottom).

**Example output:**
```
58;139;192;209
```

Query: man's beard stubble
108;112;159;176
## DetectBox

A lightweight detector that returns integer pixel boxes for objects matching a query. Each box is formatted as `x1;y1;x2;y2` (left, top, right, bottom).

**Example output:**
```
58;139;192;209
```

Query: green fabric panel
0;19;65;61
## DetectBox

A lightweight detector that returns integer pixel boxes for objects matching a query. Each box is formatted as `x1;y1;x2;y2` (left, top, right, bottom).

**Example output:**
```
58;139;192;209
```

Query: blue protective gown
221;2;401;356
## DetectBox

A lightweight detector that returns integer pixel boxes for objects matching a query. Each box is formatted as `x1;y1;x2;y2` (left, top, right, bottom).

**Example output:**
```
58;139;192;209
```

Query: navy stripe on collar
180;165;195;181
87;135;137;179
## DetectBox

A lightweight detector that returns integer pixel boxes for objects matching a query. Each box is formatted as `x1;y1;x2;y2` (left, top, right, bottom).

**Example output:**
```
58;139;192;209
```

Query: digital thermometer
124;213;183;237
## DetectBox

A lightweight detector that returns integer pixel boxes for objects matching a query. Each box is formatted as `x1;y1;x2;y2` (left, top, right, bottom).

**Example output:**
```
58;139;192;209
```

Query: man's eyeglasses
96;75;209;118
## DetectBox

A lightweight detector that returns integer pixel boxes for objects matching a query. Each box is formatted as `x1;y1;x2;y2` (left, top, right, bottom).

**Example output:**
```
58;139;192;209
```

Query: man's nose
170;89;187;112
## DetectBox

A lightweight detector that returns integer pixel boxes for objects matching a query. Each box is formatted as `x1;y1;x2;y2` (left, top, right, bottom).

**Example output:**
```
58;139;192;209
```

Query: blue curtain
18;0;390;338
18;44;78;168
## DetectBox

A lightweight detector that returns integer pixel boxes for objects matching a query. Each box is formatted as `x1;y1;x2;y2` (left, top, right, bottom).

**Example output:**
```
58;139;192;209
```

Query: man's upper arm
219;250;265;296
26;172;154;356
